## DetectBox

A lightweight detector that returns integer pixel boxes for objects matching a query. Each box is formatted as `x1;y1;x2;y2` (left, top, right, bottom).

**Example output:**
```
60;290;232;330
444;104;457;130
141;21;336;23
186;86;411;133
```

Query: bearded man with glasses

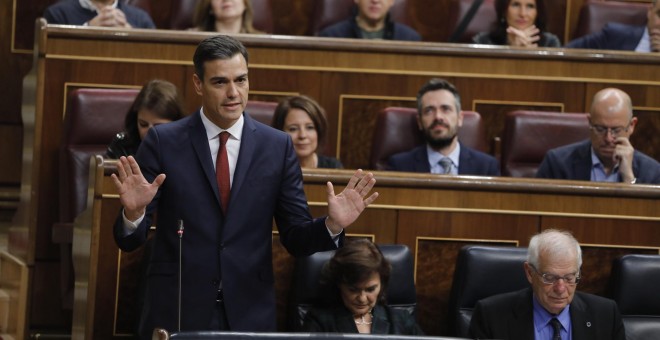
469;229;626;340
536;88;660;184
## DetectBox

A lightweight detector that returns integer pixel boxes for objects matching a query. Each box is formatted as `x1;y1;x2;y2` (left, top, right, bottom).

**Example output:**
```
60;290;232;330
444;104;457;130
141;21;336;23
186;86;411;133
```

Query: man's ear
192;74;203;96
523;262;533;284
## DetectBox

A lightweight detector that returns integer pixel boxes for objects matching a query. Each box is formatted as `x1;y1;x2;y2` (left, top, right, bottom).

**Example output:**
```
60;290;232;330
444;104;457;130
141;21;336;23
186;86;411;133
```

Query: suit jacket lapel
230;113;256;203
458;145;470;175
511;288;535;339
570;293;596;339
189;111;222;207
415;146;431;172
370;305;390;334
574;141;592;180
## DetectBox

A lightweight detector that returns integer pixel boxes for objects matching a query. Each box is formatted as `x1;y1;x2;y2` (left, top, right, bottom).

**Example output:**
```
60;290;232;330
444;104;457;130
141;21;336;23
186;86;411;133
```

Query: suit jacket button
211;279;219;286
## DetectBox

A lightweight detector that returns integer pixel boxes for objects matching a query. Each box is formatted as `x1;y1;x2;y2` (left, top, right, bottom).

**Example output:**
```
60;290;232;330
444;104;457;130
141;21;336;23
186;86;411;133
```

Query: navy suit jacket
387;144;500;176
319;15;421;41
536;140;660;184
114;112;340;337
302;304;424;335
44;0;155;28
567;23;645;51
469;288;626;340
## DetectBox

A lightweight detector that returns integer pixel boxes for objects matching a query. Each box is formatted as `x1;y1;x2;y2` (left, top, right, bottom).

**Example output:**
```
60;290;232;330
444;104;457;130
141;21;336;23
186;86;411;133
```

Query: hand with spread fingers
110;156;165;221
325;169;379;234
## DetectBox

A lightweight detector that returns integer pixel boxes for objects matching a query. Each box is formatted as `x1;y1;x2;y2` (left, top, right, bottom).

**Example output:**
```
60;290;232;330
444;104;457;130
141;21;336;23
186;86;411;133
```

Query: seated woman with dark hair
190;0;263;34
106;79;185;158
271;95;343;169
301;239;424;335
473;0;561;47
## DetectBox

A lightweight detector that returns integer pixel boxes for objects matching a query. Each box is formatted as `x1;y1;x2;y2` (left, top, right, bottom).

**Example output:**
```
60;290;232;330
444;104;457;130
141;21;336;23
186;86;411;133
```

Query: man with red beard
318;0;421;41
469;229;626;340
387;78;500;176
536;88;660;184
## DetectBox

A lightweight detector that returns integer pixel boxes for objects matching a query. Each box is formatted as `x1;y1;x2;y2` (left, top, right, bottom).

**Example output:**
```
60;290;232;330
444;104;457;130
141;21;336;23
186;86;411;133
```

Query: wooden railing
71;157;659;338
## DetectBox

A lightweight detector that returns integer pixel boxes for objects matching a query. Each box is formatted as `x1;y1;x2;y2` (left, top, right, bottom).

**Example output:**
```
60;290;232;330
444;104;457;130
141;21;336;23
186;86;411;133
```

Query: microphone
177;219;184;332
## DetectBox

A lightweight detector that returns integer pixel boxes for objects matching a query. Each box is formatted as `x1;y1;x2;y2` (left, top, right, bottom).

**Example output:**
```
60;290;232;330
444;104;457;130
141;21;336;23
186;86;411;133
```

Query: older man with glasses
469;229;626;340
536;88;660;184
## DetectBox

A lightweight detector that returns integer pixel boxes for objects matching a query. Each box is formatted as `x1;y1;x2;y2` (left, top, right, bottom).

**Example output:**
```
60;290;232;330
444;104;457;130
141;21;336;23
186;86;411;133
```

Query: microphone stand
177;219;184;332
449;0;485;43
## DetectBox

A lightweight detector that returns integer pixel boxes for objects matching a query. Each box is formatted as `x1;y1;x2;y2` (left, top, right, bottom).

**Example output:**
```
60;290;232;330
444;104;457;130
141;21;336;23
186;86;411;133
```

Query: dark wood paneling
416;238;518;335
73;165;659;338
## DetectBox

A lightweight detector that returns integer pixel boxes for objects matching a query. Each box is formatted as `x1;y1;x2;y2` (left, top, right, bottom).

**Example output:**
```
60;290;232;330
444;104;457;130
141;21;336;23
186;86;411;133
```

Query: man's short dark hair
416;78;462;114
193;35;249;80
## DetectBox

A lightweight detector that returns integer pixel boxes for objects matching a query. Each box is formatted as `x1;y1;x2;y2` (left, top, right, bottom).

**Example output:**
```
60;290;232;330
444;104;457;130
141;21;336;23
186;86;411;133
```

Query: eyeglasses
589;120;632;137
529;264;580;285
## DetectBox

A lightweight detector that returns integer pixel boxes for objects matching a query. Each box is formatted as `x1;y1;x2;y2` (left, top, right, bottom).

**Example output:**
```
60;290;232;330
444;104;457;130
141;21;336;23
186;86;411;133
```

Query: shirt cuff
122;209;145;236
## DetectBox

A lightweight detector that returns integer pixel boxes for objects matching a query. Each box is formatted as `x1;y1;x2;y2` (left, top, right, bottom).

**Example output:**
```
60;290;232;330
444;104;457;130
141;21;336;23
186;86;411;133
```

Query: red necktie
216;131;230;213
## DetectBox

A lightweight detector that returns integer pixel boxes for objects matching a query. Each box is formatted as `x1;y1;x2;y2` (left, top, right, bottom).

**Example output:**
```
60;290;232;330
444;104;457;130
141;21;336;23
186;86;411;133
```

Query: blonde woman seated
271;95;343;169
191;0;262;33
301;239;424;335
472;0;560;47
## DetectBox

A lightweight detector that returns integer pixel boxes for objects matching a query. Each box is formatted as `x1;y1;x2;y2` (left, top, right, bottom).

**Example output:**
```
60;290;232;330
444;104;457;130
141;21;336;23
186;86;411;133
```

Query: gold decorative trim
578;242;660;253
336;94;416;159
250;64;660;86
46;53;192;66
38;55;660;87
346;233;376;243
634;106;660;112
305;201;660;221
472;99;565;112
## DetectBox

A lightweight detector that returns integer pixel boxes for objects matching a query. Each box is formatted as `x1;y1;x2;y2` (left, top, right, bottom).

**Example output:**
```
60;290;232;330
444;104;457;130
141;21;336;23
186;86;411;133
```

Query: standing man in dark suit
567;0;659;52
469;229;626;340
387;78;500;176
111;35;379;338
536;88;660;184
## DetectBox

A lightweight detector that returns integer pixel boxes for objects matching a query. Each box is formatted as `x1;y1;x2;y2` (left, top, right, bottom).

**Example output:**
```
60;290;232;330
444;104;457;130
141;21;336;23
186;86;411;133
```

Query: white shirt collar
635;27;651;52
199;107;244;142
427;142;461;174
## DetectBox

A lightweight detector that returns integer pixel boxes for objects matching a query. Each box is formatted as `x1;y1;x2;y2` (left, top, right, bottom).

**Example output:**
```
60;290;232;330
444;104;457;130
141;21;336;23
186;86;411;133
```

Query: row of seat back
369;107;487;171
369;108;590;176
286;244;417;331
56;88;139;309
609;254;660;340
572;0;649;40
500;111;589;177
447;246;528;337
129;0;647;42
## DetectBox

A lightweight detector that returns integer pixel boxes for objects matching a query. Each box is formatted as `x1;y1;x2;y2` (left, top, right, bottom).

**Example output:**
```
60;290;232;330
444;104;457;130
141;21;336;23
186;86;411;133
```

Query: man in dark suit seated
387;78;500;176
469;229;626;340
536;88;660;184
566;0;659;52
44;0;155;28
318;0;421;41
